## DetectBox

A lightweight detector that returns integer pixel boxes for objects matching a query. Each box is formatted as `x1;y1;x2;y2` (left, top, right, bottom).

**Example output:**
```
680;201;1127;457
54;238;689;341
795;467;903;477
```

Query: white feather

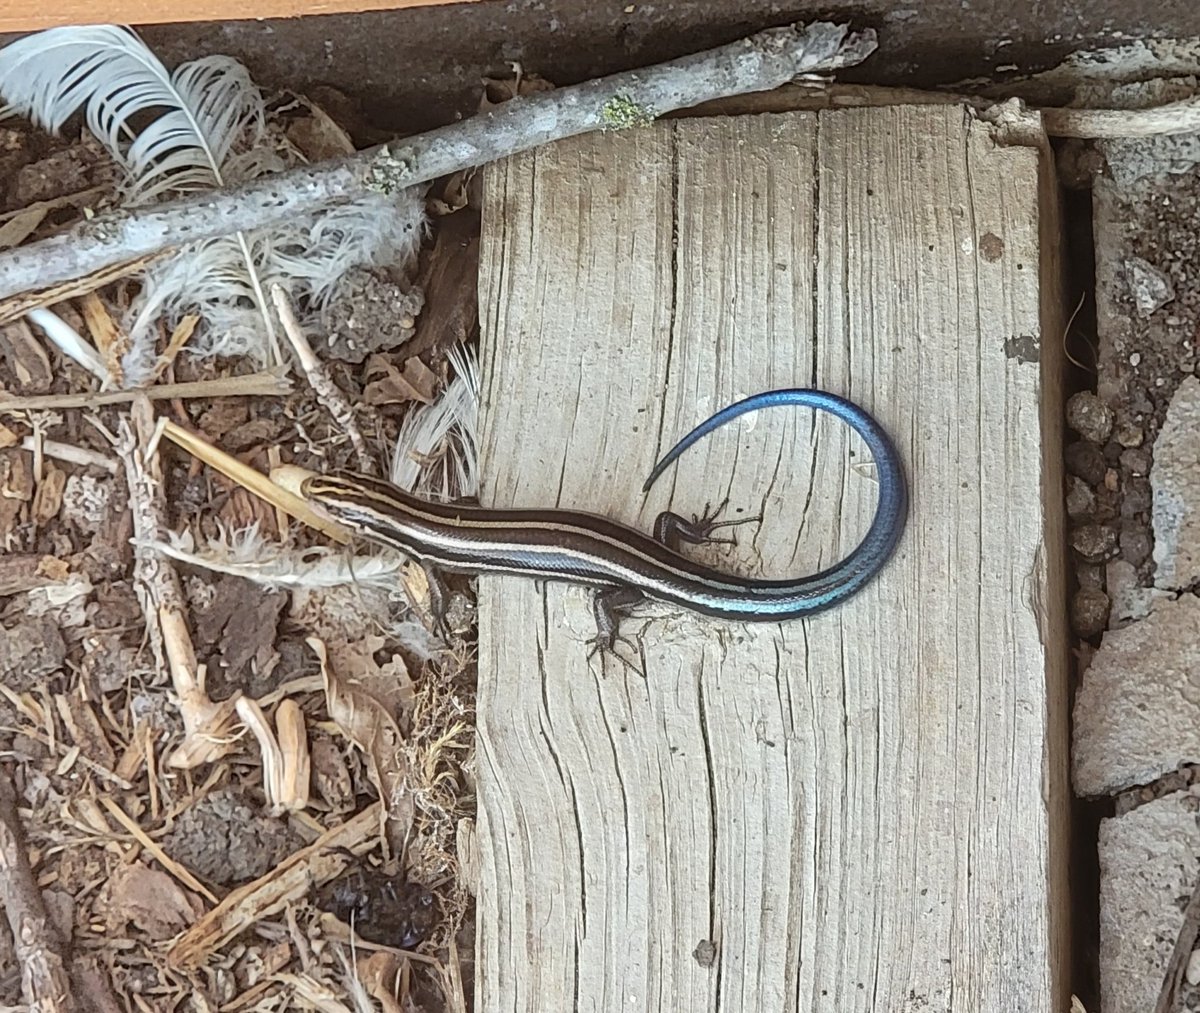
0;26;426;383
391;341;479;500
25;307;109;382
0;26;266;203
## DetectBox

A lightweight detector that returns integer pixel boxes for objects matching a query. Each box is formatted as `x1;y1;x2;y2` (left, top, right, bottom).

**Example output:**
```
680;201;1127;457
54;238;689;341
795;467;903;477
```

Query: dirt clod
160;788;299;886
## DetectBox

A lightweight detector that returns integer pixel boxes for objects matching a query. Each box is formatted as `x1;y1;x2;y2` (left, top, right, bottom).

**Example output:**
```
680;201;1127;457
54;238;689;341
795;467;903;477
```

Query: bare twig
1044;96;1200;138
1155;867;1200;1013
118;397;238;769
0;774;77;1012
0;21;876;302
271;285;375;473
0;252;169;325
0;368;292;412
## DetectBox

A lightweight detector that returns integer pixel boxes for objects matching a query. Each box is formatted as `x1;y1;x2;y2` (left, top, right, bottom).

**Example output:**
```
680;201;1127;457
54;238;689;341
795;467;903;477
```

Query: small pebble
1065;476;1096;519
1070;587;1111;638
1119;448;1151;477
1119;523;1152;567
1130;351;1142;367
1065;441;1107;486
1071;523;1118;563
1114;422;1144;448
1065;392;1114;443
1187;949;1200;987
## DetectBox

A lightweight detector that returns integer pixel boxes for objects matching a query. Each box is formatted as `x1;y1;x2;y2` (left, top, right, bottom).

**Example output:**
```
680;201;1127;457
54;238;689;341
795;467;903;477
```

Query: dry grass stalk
0;776;77;1012
97;796;218;904
270;284;375;474
150;313;199;382
162;427;351;545
0;368;292;412
167;803;382;971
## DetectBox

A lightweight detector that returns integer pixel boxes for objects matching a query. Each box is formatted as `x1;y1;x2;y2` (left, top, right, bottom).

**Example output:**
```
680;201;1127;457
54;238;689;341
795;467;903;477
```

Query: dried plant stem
0;774;77;1012
0;368;291;412
119;397;237;769
160;423;351;544
0;21;876;302
19;436;117;473
271;285;375;473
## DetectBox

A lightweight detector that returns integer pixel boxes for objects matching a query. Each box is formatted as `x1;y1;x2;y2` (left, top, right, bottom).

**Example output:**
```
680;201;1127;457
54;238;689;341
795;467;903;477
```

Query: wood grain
0;0;476;33
475;106;1067;1011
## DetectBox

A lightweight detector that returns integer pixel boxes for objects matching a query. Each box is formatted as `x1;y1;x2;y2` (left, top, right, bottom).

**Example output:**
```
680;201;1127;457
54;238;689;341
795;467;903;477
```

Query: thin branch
1042;97;1200;138
0;21;876;302
271;285;375;473
1155;867;1200;1013
0;773;77;1012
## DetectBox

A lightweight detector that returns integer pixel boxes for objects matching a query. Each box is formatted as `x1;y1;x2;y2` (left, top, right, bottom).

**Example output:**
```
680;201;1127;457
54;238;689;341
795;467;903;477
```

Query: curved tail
643;388;909;609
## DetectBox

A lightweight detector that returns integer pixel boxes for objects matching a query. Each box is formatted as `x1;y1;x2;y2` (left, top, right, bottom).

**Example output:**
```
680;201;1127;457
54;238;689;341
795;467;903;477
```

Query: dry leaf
357;951;406;1013
311;733;355;812
106;862;205;940
362;354;438;406
283;94;357;161
0;424;17;450
0;319;53;392
309;637;413;855
326;634;413;719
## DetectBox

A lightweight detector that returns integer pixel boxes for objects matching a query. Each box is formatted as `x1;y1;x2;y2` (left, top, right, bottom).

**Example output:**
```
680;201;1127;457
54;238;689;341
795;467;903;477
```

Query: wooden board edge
0;0;481;34
1026;112;1073;1013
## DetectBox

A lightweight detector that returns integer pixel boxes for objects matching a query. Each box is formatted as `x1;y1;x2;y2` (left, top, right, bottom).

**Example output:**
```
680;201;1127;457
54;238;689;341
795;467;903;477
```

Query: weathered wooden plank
475;105;1067;1012
0;0;477;33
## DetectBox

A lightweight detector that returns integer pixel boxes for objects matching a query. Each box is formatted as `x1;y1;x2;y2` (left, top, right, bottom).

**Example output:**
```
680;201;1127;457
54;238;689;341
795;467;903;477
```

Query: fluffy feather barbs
0;25;425;384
